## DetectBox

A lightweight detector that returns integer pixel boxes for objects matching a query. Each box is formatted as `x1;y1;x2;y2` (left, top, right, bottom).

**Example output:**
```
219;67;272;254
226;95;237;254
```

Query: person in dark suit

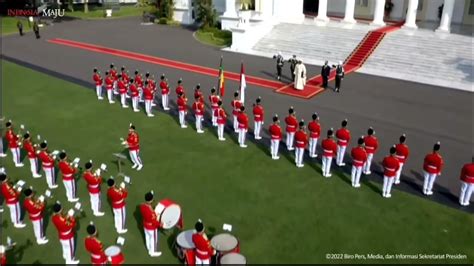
17;21;23;36
288;55;298;81
321;61;331;89
33;22;40;39
332;61;344;92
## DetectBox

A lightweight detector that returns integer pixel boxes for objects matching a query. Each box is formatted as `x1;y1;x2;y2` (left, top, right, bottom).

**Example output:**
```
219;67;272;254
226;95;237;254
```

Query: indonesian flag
240;62;246;104
217;56;225;97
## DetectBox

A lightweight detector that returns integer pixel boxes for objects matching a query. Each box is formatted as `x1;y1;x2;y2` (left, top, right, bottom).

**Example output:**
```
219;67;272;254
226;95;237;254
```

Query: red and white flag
239;62;247;104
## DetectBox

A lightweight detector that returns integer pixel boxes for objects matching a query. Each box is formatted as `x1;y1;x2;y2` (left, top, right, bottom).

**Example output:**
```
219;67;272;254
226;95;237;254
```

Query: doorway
303;0;319;16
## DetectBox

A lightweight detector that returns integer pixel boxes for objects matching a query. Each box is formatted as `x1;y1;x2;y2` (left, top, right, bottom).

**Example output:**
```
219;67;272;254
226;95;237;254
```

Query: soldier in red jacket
52;202;80;264
128;78;140;112
382;146;400;198
23;188;48;244
231;91;242;132
253;97;264;140
140;192;162;257
209;87;220;127
363;127;378;175
83;161;104;217
121;66;129;84
335;119;350;167
0;173;26;228
143;81;155;117
192;220;215;265
38;141;58;189
5;121;23;167
23;133;42;178
216;101;227;141
394;134;409;184
321;129;337;178
285;107;298;151
93;68;103;100
110;63;119;95
308;113;321;158
105;71;115;104
123;124;143;171
237;106;249;148
58;152;79;203
294;121;308;168
194;84;204;103
117;74;129;109
134;70;144;103
177;92;188;128
160;75;170;111
107;178;128;234
422;142;444;196
269;115;282;160
85;223;108;265
459;163;474;206
351;137;368;188
192;95;205;134
176;78;185;97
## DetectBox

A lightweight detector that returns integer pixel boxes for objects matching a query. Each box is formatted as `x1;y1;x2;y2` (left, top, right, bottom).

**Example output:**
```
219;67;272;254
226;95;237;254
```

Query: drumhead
176;230;195;249
220;253;246;264
105;246;121;256
161;204;181;229
211;233;238;252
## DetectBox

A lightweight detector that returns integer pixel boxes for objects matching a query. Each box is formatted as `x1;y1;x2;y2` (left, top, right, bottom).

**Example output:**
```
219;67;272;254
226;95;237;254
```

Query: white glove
67;208;75;217
94;169;101;176
121;141;127;145
73;163;78;168
120;182;126;189
38;195;45;202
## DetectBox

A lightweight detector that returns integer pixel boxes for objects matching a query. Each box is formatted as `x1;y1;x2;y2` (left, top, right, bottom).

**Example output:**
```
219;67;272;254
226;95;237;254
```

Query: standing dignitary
23;133;42;178
33;21;40;39
269;115;282;160
321;129;337;178
122;124;143;171
83;162;105;217
335;119;351;166
422;142;444;196
333;61;344;92
52;202;80;264
160;75;170;111
192;95;205;134
294;121;308;168
38;141;58;189
231;91;243;132
288;55;298;81
394;134;409;184
23;188;49;244
294;60;307;90
129;78;140;112
144;81;155;117
107;178;128;234
308;113;321;158
93;68;104;100
118;75;129;108
321;61;331;89
5;121;23;167
237;106;249;148
253;97;264;140
177;92;188;129
140;191;162;257
0;173;26;228
273;51;284;81
351;137;368;188
85;223;108;265
285;107;298;151
192;220;216;265
459;163;474;206
381;146;400;198
363;127;379;175
58;152;79;202
216;101;227;141
105;71;115;104
209;88;220;127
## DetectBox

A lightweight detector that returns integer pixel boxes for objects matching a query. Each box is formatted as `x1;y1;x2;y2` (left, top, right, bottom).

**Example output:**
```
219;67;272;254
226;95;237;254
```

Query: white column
370;0;386;26
436;0;455;33
315;0;329;22
343;0;356;24
402;0;418;29
223;0;237;17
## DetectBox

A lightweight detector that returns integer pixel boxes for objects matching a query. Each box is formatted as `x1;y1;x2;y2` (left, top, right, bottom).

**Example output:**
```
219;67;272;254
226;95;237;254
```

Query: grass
65;5;152;19
1;17;31;36
1;59;473;264
195;27;232;47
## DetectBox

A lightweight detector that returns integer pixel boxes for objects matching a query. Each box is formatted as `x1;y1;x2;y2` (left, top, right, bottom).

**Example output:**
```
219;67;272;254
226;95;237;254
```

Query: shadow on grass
133;205;147;248
7;238;33;264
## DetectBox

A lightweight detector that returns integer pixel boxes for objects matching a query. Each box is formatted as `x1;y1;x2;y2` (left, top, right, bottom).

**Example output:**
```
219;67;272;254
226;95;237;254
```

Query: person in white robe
293;60;307;90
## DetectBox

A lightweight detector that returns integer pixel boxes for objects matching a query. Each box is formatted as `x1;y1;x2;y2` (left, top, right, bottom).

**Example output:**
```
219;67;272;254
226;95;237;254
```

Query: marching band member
129;78;140;112
140;191;162;257
93;68;103;100
216;101;227;141
109;64;119;95
363;127;379;175
422;142;444;196
145;72;157;107
160;75;170;111
105;71;115;104
194;84;204;103
285;107;298;151
335;119;351;166
192;220;215;265
253;97;264;140
269;115;282;160
351;137;368;188
209;88;220;127
23;133;42;178
321;129;337;177
459;162;474;206
85;222;108;265
231;91;242;133
394;134;409;184
134;70;144;103
117;74;129;108
176;78;185;97
5;121;23;167
192;94;205;134
308;113;321;158
237;106;249;148
121;66;129;84
382;146;400;198
58;152;79;202
0;173;26;228
143;81;155;117
294;120;308;168
52;202;80;264
23;188;49;244
107;178;128;234
122;124;143;171
177;92;188;128
38;141;58;189
83;161;105;216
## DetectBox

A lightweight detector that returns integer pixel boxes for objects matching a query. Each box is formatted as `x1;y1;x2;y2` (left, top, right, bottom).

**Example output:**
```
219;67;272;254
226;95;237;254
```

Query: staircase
344;31;386;69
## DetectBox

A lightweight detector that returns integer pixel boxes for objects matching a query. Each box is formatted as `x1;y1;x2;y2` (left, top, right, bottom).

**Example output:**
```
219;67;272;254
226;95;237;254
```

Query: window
356;0;369;7
469;0;474;15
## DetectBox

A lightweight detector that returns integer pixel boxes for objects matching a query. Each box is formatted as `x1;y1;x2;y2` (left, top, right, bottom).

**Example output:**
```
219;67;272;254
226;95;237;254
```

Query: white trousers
295;147;304;166
423;171;438;193
195;257;210;265
382;176;395;196
351;166;363;186
43;167;56;188
145;100;153;115
139;89;144;102
336;145;347;165
10;148;21;165
363;153;374;174
129;150;142;166
96;85;102;98
29;158;40;176
179;111;186;126
144;228;159;254
322;156;332;176
132;96;139;110
107;89;114;102
7;202;21;225
63;179;77;201
270;139;280;158
254;121;262;139
286;132;295;150
308;137;318;157
90;193;101;214
162;94;169;109
211;109;217;126
32;219;45;241
195;115;203;132
0;140;4;155
459;182;474;205
395;162;404;183
233;115;238;131
120;94;127;107
217;124;224;139
238;129;247;146
60;237;76;263
113;207;126;232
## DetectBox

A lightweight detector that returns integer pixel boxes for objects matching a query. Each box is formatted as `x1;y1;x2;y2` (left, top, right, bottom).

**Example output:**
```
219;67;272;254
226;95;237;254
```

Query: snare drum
154;199;182;229
104;245;125;265
211;233;240;259
220;253;246;265
175;229;195;261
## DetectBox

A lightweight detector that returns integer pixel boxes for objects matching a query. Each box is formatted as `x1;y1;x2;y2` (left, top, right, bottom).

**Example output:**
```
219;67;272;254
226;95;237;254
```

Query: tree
196;0;217;28
68;0;74;12
158;0;174;20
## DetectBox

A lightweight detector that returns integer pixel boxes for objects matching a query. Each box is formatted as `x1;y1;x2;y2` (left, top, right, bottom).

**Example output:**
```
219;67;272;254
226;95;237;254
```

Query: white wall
389;0;405;20
272;0;304;23
452;0;466;23
424;0;443;21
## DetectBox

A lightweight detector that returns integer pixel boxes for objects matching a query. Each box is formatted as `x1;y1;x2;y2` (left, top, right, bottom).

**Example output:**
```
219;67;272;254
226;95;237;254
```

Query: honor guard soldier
459;163;474;206
308;113;321;158
145;73;157;107
192;94;205;134
38;141;58;189
382;146;400;198
209;87;220;127
363;127;379;175
83;161;105;217
23;188;49;244
117;74;129;108
216;101;227;141
107;178;128;234
192;220;216;265
294;121;308;168
109;64;119;95
394;134;409;184
23;133;42;178
129;78;140;112
269;115;282;160
253;97;264;140
335;119;351;166
58;152;79;203
5;121;23;167
123;124;143;171
351;137;368;188
285;107;298;151
237;106;249;148
288;55;298;81
321;61;331;89
52;202;80;264
194;84;204;103
93;68;103;100
273;51;284;81
0;173;26;228
160;75;170;111
231;91;243;132
144;81;155;117
85;222;108;265
134;70;144;103
140;191;162;257
333;61;344;92
105;71;115;104
177;92;188;128
422;142;444;196
176;78;185;97
121;66;129;84
321;129;337;177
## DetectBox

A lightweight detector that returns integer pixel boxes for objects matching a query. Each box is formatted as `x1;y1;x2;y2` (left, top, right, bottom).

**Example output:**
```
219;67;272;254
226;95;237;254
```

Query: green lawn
65;5;152;19
1;17;31;36
1;60;473;264
195;27;232;47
